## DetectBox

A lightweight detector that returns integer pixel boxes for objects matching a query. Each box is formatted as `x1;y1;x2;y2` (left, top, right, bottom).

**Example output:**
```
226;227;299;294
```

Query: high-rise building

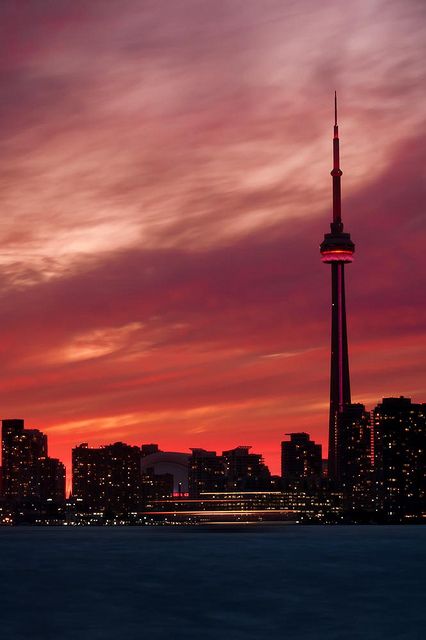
188;449;226;497
374;397;425;521
36;457;66;503
1;419;48;501
71;443;102;510
320;94;355;482
72;442;142;514
281;433;322;482
222;446;271;491
338;404;373;511
141;469;174;501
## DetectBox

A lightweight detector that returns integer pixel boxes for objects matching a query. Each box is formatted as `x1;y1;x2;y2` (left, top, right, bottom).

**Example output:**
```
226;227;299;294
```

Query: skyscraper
72;442;142;514
338;403;373;511
222;446;271;491
281;433;322;483
36;457;66;503
320;94;355;482
188;449;226;497
374;397;425;521
1;419;48;501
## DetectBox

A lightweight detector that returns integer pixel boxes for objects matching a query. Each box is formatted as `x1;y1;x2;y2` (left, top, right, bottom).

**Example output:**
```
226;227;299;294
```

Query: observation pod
320;233;354;263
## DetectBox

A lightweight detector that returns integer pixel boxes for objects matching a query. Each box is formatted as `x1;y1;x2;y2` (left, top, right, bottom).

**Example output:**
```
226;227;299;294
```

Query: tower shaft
328;261;351;479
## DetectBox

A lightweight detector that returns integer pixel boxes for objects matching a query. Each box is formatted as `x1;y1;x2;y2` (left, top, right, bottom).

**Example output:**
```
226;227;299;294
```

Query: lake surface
0;525;424;639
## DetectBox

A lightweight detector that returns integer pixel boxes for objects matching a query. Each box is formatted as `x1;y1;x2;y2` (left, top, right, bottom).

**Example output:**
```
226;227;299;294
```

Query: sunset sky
0;0;425;479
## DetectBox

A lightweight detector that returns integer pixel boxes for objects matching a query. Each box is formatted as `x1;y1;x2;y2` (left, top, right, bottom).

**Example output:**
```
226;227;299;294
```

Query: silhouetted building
222;446;271;491
1;419;47;501
320;95;355;482
374;397;426;521
72;442;141;515
140;451;189;494
281;433;322;482
36;457;66;503
338;404;373;511
141;444;160;457
141;469;174;501
188;449;226;497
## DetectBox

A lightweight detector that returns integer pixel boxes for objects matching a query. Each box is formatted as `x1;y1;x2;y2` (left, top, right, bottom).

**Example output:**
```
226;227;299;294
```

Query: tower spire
334;90;338;129
331;91;342;231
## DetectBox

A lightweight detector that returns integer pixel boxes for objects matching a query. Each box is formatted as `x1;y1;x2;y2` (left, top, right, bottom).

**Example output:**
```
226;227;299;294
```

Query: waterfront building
374;397;426;521
141;450;189;494
188;449;226;497
141;469;174;501
72;442;141;514
36;456;66;503
338;404;374;511
281;433;322;482
142;489;344;525
222;446;271;491
1;419;47;501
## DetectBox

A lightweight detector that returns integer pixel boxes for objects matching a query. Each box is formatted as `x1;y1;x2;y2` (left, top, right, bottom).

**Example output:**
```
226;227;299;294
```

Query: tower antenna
334;90;338;127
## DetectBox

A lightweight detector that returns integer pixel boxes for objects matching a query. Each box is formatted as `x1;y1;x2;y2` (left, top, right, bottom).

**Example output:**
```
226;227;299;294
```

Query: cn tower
320;93;355;482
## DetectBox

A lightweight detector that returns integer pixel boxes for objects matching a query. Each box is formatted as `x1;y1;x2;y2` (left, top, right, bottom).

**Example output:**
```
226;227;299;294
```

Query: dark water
0;525;424;640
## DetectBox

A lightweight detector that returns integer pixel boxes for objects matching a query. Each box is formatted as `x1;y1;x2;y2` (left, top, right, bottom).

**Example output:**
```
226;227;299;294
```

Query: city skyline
2;393;424;525
0;1;425;478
